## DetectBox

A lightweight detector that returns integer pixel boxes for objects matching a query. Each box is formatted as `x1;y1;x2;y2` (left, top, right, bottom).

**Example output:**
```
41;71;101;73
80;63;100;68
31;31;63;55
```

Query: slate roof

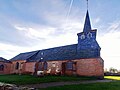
83;10;91;32
77;39;101;58
11;44;78;62
0;57;11;63
27;44;77;62
78;38;101;50
10;51;39;61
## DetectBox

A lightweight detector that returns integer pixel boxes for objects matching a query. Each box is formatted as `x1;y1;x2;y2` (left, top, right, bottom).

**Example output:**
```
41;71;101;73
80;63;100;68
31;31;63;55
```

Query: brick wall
11;60;26;74
25;62;36;74
45;58;104;77
10;61;36;74
47;61;63;75
76;58;104;77
8;57;104;77
0;62;11;74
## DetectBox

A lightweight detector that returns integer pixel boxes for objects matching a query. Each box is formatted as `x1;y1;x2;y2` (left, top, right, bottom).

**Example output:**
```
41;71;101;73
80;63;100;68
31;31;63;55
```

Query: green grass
40;81;120;90
40;76;120;90
0;74;96;85
1;75;120;90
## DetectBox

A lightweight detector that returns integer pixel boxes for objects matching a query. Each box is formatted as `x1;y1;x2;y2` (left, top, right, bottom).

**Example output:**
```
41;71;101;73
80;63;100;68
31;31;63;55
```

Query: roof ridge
26;50;40;61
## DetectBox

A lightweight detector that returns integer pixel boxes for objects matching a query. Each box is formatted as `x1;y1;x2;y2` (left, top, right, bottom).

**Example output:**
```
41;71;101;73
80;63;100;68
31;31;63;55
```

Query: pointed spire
83;10;91;32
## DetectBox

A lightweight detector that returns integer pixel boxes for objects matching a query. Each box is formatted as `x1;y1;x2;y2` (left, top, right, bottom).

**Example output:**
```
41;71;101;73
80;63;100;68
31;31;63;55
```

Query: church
0;10;104;78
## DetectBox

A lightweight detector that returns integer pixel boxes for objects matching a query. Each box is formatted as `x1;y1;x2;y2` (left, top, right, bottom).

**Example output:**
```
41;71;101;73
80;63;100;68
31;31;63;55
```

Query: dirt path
20;80;113;89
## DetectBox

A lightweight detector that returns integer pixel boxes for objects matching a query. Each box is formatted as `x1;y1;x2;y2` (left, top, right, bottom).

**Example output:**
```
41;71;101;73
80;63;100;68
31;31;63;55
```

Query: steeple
83;10;91;32
77;0;101;58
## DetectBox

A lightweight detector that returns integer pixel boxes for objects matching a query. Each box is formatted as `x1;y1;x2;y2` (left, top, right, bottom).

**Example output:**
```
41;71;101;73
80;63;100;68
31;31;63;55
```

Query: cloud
93;17;100;24
0;42;29;59
0;0;84;46
14;25;56;39
0;10;84;59
107;21;120;33
98;20;120;69
14;18;83;47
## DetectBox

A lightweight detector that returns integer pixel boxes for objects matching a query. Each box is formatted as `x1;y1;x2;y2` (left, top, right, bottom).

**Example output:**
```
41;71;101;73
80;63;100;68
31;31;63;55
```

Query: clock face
80;34;85;39
87;32;92;38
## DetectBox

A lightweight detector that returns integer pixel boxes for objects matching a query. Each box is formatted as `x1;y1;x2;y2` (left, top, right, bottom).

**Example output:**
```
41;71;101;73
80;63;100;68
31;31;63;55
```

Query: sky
0;0;120;70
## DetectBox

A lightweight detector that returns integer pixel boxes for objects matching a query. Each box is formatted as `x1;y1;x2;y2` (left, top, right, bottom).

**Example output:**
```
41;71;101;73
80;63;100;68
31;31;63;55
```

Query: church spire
83;0;91;32
83;10;91;32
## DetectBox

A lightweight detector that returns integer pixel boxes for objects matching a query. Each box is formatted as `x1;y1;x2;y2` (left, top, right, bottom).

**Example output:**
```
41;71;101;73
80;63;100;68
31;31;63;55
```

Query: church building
0;10;104;78
0;57;11;74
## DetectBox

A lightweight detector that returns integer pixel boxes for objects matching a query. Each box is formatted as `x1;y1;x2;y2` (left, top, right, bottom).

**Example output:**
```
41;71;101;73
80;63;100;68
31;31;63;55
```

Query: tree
109;67;118;73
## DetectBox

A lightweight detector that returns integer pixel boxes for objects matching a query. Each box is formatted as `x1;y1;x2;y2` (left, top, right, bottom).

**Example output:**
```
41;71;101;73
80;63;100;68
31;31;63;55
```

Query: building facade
0;11;104;78
0;57;11;74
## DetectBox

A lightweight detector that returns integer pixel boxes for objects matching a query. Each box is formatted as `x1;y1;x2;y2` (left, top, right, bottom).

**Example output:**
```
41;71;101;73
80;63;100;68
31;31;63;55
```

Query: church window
87;32;92;38
43;61;48;70
66;61;73;70
19;62;23;70
0;64;4;71
73;62;77;71
41;52;44;55
81;34;85;39
38;62;43;71
15;62;19;70
52;63;56;67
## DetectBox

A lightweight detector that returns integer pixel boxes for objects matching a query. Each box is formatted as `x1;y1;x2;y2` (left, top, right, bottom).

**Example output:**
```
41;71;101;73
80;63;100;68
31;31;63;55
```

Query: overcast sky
0;0;120;70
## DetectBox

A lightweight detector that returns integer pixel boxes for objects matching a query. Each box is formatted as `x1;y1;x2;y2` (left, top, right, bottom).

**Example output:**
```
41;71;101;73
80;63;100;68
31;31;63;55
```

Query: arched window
38;62;43;71
81;34;85;39
43;61;48;70
15;62;19;70
87;32;92;38
0;64;4;71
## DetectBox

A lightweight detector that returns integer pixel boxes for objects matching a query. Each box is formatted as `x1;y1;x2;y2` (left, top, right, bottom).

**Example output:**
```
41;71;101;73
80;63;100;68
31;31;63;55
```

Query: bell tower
77;1;101;58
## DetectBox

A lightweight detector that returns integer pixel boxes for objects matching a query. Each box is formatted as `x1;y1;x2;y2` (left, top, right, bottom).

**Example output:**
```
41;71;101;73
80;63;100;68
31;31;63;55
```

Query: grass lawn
40;76;120;90
1;75;120;90
41;81;120;90
0;74;96;85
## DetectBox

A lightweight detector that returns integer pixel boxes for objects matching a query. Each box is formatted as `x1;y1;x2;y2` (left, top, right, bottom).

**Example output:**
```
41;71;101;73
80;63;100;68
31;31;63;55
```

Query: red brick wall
45;58;104;77
47;61;63;75
11;60;26;74
76;58;104;77
25;62;36;74
10;61;36;74
8;57;104;77
0;62;11;74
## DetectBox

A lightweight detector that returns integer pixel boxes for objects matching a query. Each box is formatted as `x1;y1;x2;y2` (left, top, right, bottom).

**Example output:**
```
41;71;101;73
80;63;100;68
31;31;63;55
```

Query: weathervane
86;0;88;10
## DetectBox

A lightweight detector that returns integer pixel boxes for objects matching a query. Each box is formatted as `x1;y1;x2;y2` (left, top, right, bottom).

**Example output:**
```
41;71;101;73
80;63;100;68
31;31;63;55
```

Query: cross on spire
86;0;88;10
82;0;91;32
